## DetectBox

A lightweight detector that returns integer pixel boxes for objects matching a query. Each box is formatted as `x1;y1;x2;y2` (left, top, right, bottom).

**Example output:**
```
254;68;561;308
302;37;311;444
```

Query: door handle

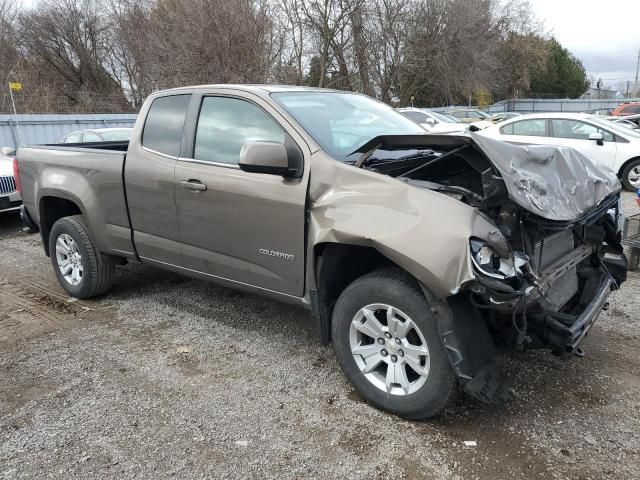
180;179;207;191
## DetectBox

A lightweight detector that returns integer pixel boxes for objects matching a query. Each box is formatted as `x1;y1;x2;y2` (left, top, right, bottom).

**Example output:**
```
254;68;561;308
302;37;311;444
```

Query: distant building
581;87;624;99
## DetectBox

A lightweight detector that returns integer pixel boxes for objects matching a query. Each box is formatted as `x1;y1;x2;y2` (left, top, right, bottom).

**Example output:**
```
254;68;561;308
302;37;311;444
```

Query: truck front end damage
337;133;626;403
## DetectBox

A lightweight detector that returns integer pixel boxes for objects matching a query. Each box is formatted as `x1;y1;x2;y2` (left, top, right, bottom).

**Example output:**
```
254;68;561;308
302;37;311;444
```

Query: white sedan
478;112;640;190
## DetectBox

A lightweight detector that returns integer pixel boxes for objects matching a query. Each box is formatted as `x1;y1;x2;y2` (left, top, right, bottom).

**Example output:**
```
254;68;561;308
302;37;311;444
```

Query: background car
490;112;522;123
0;151;21;215
612;102;640;117
56;127;133;143
605;116;640;130
442;108;492;123
477;112;640;191
397;107;467;133
583;107;613;116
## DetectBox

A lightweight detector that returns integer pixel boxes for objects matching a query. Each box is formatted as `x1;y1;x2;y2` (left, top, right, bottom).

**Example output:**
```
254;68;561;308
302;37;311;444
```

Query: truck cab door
174;93;309;297
125;94;191;265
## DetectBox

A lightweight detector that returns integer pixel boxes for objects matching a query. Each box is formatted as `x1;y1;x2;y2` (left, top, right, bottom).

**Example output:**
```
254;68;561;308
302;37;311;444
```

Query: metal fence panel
0;114;138;149
486;98;640;114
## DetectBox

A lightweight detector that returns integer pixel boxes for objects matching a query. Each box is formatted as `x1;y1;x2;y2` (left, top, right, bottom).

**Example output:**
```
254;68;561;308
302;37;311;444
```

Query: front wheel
620;159;640;191
49;215;115;299
331;268;457;419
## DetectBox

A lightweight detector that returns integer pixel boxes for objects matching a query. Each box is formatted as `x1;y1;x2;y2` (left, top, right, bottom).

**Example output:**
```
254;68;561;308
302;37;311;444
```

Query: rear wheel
620;159;640;191
49;215;115;299
332;268;457;419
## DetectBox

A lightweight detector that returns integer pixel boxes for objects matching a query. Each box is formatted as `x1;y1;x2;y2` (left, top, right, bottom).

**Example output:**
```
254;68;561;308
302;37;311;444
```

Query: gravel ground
1;193;639;480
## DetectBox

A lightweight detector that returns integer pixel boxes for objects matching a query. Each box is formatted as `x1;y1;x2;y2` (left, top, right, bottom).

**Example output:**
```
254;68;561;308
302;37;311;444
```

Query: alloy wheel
349;303;430;396
55;233;83;286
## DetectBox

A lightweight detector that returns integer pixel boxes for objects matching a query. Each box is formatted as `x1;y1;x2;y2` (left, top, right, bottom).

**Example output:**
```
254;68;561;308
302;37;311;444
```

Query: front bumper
544;273;612;353
0;191;21;213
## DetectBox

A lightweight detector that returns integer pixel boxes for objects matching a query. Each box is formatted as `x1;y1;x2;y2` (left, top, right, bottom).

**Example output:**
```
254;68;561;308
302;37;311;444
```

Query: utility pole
635;49;640;97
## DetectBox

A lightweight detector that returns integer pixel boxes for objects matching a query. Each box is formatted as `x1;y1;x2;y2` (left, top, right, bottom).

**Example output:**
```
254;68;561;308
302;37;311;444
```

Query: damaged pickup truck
16;86;627;419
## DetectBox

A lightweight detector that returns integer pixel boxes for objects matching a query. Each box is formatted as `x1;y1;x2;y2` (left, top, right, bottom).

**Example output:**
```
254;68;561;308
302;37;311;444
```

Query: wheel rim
55;234;83;286
349;303;430;396
628;166;640;188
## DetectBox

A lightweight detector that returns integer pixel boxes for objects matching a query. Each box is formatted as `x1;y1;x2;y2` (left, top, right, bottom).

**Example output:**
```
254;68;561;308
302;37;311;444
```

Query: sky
531;0;640;91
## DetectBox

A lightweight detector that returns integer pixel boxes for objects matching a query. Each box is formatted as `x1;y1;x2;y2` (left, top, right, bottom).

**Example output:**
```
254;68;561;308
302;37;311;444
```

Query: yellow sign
9;82;22;92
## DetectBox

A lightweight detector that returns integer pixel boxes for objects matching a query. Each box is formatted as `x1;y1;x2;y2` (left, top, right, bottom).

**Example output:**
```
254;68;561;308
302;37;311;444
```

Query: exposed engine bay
354;134;628;403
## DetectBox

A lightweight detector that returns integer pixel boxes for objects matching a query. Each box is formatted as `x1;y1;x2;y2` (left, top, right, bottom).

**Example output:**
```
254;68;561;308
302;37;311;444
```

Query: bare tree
0;0;20;111
18;0;130;112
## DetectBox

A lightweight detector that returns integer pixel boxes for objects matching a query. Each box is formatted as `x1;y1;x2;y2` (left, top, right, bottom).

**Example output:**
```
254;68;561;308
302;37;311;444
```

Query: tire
620;158;640;191
629;248;640;272
49;215;115;299
331;267;457;419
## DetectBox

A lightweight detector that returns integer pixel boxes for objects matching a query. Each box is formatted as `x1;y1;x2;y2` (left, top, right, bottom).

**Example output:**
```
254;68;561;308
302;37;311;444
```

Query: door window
193;97;285;165
83;132;101;142
550;119;614;142
142;94;191;157
622;105;640;114
402;111;430;124
64;132;83;143
501;119;547;136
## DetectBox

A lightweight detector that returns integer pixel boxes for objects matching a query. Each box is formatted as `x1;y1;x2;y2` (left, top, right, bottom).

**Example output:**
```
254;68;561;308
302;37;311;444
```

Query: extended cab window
142;94;191;157
193;97;285;165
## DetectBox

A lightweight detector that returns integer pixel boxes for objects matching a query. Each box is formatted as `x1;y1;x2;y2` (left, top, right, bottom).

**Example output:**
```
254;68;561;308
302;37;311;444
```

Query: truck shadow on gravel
107;260;619;422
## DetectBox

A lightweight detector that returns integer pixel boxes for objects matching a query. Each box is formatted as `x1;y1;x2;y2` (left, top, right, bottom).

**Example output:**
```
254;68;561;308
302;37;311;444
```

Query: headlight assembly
469;238;528;279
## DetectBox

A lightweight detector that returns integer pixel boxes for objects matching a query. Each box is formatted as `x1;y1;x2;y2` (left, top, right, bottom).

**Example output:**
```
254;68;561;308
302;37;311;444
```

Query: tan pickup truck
16;85;627;419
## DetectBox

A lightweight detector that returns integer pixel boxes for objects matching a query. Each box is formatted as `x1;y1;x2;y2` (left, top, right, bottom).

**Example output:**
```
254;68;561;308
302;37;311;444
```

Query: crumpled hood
472;133;621;221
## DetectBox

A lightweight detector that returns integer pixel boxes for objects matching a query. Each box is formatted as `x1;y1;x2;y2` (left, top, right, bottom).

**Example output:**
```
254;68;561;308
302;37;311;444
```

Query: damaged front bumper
545;273;612;353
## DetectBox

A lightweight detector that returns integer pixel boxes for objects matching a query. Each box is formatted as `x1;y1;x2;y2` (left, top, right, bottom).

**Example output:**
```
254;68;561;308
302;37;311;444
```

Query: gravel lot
1;193;639;480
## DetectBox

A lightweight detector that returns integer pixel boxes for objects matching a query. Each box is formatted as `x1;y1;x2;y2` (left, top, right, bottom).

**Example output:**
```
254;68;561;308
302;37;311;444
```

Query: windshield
473;110;492;119
100;129;132;141
272;91;425;160
425;110;458;123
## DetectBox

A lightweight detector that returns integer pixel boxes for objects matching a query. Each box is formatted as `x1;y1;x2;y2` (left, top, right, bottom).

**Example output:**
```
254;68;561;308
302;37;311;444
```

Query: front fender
307;154;504;299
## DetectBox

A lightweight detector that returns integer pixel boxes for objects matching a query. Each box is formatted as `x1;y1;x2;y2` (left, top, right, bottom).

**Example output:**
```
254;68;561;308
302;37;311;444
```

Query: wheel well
617;156;640;178
39;196;82;256
312;243;401;344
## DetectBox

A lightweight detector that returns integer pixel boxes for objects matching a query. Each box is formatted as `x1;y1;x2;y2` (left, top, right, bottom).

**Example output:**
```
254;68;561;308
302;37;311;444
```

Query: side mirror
425;117;436;126
588;132;604;145
239;142;293;176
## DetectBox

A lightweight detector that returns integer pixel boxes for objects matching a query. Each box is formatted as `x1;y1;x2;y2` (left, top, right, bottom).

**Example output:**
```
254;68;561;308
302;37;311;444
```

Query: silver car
56;128;133;143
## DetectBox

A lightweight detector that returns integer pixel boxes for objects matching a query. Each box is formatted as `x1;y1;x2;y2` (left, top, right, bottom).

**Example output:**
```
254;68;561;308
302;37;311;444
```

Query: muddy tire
629;248;640;272
332;267;457;419
620;159;640;192
49;215;115;299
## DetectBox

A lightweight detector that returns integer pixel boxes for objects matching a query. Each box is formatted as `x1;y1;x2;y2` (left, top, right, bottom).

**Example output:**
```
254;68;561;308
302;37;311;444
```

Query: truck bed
17;142;134;257
42;140;130;152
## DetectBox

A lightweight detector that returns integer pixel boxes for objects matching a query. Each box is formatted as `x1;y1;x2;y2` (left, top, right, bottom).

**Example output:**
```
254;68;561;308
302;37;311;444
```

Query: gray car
16;85;628;419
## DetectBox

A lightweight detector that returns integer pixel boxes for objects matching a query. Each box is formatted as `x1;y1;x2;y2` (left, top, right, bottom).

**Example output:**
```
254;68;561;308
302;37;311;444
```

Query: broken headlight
469;239;528;279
